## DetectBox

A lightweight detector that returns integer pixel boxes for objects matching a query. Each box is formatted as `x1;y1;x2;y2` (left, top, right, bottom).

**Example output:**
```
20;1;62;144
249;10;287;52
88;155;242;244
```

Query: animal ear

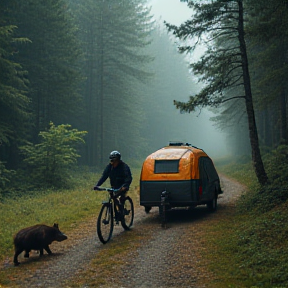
53;223;59;229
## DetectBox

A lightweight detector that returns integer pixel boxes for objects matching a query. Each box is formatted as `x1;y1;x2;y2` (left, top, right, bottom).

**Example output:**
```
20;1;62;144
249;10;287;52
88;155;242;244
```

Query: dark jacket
96;161;132;190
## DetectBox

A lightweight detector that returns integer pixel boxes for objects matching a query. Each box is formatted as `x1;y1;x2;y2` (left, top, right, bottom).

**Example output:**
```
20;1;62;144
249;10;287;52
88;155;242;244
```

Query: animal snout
57;233;68;242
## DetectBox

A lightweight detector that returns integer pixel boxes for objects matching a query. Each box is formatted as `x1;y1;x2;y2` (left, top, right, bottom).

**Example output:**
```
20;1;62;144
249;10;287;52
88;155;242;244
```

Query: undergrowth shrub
20;122;87;189
0;166;95;200
237;145;288;214
237;184;288;214
209;150;288;287
264;144;288;185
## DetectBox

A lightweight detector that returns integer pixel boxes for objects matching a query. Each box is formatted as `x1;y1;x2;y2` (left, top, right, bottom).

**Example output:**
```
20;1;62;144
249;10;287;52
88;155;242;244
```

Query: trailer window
154;160;180;173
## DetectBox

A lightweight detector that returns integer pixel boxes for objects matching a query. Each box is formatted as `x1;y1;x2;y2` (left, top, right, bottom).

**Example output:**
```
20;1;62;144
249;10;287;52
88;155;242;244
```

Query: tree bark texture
238;0;268;185
280;90;287;144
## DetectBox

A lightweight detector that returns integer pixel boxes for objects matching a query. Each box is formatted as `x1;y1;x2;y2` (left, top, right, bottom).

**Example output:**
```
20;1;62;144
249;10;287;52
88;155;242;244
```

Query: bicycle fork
102;203;112;225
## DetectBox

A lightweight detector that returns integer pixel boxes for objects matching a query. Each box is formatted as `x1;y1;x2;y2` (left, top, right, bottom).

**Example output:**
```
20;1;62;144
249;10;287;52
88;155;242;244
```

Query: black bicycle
95;186;134;244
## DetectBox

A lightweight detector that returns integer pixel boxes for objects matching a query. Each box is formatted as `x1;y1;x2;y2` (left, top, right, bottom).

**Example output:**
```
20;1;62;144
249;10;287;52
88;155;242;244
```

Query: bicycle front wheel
121;196;134;230
97;203;114;244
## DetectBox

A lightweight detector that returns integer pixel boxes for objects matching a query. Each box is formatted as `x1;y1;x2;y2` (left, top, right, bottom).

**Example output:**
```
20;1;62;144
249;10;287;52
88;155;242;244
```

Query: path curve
117;174;246;287
1;175;245;288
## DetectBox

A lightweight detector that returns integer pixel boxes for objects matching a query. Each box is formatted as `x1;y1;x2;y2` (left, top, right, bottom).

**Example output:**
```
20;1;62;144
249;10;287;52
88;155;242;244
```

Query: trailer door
199;157;219;200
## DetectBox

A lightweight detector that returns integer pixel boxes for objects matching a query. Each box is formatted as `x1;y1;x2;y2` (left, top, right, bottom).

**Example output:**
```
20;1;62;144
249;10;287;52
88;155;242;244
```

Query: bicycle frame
95;186;134;244
97;187;123;217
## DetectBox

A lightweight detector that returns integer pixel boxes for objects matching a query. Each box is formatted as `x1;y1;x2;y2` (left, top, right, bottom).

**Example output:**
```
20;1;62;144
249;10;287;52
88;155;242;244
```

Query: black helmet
109;150;121;160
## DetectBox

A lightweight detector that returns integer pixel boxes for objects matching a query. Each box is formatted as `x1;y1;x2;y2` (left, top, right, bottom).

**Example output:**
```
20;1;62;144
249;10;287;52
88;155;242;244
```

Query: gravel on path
1;175;245;288
118;174;246;288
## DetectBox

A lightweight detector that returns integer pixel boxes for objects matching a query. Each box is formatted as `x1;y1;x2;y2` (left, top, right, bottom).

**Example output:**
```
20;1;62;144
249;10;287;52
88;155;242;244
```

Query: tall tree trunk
238;0;268;185
99;10;104;167
280;89;287;144
87;24;95;166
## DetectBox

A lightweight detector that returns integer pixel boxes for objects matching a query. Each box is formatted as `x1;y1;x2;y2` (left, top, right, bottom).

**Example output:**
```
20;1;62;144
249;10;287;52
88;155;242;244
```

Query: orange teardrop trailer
140;142;223;215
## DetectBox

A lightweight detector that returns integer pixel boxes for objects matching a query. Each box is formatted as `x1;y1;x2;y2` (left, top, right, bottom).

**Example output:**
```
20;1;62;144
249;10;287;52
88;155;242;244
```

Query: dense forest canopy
1;0;288;190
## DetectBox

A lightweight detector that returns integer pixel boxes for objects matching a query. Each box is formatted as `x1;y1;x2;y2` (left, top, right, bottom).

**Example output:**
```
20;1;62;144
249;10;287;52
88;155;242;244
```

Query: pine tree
246;0;288;145
69;0;154;166
12;0;83;141
0;0;30;168
166;0;268;185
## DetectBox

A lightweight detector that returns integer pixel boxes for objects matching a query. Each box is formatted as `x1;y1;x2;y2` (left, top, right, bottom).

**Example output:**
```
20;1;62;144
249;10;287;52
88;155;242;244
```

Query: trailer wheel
207;192;218;212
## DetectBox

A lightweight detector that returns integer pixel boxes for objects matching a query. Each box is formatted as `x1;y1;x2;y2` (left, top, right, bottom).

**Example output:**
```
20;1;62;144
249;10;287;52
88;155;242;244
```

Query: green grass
203;204;288;288
3;157;288;288
205;158;288;288
0;167;141;262
0;166;142;288
0;171;97;260
66;223;153;287
215;156;258;188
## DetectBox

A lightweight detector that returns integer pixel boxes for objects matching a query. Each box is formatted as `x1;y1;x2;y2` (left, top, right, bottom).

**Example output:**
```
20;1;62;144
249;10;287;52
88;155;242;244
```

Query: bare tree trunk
86;24;94;166
280;89;287;144
238;0;268;185
99;10;104;167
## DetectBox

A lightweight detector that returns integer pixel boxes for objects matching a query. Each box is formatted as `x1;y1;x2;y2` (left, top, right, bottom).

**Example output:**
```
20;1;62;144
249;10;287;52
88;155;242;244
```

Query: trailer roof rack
169;141;191;146
168;141;205;152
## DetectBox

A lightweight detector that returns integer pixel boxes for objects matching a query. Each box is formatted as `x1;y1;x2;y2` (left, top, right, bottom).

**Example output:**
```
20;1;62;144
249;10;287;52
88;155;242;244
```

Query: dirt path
1;175;245;287
118;174;246;288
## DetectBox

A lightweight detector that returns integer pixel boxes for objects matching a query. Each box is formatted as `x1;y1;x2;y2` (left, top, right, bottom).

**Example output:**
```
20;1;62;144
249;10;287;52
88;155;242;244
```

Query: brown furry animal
13;223;67;266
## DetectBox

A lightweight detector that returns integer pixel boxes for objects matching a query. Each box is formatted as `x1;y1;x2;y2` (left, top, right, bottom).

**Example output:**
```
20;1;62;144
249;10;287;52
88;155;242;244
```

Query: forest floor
0;175;245;288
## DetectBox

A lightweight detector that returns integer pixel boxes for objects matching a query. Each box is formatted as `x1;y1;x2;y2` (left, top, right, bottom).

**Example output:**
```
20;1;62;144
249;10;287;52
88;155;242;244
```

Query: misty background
1;0;257;178
143;0;228;159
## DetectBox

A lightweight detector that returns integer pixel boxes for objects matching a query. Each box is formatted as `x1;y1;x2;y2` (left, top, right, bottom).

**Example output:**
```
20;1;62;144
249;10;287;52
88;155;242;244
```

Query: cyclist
94;151;132;218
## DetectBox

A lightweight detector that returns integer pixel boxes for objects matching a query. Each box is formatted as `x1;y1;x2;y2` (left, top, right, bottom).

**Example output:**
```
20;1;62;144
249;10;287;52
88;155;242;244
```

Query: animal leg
44;245;52;255
14;248;23;266
24;250;30;258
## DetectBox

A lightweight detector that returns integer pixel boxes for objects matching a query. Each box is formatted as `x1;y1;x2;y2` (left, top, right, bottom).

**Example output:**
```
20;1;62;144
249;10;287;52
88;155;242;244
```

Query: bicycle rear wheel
97;203;113;244
121;196;134;230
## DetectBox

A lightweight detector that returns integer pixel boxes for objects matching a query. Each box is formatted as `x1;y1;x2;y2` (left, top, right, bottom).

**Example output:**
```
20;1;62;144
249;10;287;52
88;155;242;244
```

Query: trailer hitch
160;190;170;228
161;190;170;206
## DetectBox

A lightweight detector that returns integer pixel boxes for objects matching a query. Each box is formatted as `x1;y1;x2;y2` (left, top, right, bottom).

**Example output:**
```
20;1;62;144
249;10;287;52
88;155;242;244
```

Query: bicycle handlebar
94;185;124;193
94;187;114;192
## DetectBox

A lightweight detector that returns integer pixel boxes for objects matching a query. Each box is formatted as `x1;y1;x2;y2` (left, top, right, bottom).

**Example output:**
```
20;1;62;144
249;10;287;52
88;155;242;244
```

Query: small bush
237;183;288;214
264;144;288;185
20;122;87;189
236;145;288;214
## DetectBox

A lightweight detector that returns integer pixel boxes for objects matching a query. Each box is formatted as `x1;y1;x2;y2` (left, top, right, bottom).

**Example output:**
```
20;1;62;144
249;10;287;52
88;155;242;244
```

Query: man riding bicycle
94;151;132;214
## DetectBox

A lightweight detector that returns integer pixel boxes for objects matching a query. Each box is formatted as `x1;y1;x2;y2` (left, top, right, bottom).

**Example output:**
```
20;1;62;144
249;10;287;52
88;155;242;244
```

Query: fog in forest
1;0;243;174
3;0;286;187
145;0;229;159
